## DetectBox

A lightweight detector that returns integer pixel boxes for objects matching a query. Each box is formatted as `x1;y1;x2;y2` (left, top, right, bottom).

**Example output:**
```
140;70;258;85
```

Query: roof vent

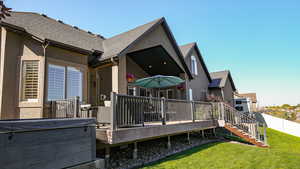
41;14;47;17
73;26;79;29
87;31;93;34
58;20;64;24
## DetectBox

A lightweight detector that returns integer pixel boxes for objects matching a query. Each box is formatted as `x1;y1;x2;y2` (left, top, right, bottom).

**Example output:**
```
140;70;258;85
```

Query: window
191;56;198;75
47;64;83;101
67;67;82;99
140;88;147;97
236;106;243;111
236;100;242;104
167;89;174;99
128;86;136;96
189;88;193;101
22;61;39;101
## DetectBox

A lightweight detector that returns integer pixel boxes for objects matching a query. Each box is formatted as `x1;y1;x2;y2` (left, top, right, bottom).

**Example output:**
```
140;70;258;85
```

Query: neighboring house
208;70;236;106
179;42;211;101
234;97;251;114
0;12;194;119
236;93;258;111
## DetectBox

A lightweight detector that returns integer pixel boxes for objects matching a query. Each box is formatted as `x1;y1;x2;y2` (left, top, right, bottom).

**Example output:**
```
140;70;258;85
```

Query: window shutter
22;61;39;101
47;64;65;100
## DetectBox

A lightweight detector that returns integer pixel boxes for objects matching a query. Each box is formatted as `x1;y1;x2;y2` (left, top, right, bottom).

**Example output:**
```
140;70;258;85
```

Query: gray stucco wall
185;48;210;101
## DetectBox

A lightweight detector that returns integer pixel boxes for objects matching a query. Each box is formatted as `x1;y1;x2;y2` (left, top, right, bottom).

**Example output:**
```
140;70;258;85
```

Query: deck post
74;96;80;118
167;136;171;149
187;132;190;144
263;123;267;145
191;101;195;122
111;92;117;130
213;128;216;137
201;130;205;138
133;142;138;159
220;102;225;121
161;97;166;125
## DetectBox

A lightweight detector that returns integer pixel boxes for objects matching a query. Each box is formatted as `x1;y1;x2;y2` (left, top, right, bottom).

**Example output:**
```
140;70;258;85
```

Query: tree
0;0;11;20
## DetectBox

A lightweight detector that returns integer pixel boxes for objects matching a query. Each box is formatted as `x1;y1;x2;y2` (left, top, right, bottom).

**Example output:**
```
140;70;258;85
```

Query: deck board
96;120;218;145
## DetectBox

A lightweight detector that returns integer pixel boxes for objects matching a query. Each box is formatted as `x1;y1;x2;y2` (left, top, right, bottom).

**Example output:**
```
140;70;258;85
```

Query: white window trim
21;60;40;102
189;88;193;101
191;56;198;75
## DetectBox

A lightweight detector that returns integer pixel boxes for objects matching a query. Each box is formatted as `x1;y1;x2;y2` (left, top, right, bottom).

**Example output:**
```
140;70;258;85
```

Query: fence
113;93;214;129
262;113;300;137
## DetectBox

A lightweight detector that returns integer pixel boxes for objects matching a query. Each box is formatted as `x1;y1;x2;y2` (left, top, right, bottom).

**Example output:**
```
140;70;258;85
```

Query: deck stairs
219;103;268;148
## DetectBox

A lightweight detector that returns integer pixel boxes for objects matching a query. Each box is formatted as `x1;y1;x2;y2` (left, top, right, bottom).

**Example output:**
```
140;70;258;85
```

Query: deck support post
167;136;171;149
133;142;138;159
201;130;205;138
187;132;190;144
105;146;110;167
213;128;216;137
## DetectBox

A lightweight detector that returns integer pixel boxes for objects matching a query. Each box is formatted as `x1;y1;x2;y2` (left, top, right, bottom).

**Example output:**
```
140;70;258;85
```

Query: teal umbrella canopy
132;75;184;88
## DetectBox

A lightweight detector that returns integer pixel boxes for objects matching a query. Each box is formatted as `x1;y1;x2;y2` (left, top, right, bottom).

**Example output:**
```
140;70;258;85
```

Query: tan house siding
0;28;22;119
185;48;210;101
0;27;90;119
126;25;185;73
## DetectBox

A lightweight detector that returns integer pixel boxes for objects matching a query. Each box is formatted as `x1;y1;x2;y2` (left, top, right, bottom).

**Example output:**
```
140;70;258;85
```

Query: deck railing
221;102;267;145
112;93;215;129
49;97;92;118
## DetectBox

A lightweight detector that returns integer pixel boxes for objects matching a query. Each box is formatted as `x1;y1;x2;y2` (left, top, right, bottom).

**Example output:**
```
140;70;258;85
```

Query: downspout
41;41;49;113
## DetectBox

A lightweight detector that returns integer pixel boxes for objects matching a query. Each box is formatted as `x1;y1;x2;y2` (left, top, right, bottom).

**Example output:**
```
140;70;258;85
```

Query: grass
143;129;300;169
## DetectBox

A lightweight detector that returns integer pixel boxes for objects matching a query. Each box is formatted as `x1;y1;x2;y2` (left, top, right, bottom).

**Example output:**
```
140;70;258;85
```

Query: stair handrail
220;102;267;145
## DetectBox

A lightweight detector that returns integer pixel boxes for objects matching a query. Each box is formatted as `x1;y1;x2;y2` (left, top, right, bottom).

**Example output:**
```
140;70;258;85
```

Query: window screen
47;64;65;100
67;67;83;100
22;61;39;101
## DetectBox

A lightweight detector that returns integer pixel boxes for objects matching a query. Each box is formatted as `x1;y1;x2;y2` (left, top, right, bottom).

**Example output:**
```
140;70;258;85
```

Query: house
179;42;211;101
208;70;236;106
0;11;198;119
236;93;258;111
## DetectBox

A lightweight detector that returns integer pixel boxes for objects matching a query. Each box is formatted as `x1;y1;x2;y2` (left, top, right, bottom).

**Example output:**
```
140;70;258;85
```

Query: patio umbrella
133;75;184;89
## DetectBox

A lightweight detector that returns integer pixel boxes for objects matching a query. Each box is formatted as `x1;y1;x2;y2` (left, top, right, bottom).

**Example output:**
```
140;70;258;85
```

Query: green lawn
143;129;300;169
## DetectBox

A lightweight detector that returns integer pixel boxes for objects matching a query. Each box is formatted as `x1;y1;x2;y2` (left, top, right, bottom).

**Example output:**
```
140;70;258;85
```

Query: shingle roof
237;93;257;103
101;18;163;60
1;12;104;52
209;70;236;91
179;42;212;82
179;42;195;58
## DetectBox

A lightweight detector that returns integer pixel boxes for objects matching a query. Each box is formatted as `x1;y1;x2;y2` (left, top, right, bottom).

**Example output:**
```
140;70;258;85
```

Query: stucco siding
126;25;185;74
0;28;22;119
185;48;210;101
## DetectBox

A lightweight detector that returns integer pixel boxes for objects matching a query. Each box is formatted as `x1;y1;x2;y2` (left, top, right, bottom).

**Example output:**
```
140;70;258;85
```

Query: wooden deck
96;119;218;145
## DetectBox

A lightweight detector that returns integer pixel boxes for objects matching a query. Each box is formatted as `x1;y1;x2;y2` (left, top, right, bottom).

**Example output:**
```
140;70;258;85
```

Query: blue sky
7;0;300;106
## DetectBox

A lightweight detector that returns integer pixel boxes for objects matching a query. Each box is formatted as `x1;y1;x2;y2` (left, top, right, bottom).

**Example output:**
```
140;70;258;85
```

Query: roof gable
179;42;211;82
209;70;236;91
102;17;193;79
